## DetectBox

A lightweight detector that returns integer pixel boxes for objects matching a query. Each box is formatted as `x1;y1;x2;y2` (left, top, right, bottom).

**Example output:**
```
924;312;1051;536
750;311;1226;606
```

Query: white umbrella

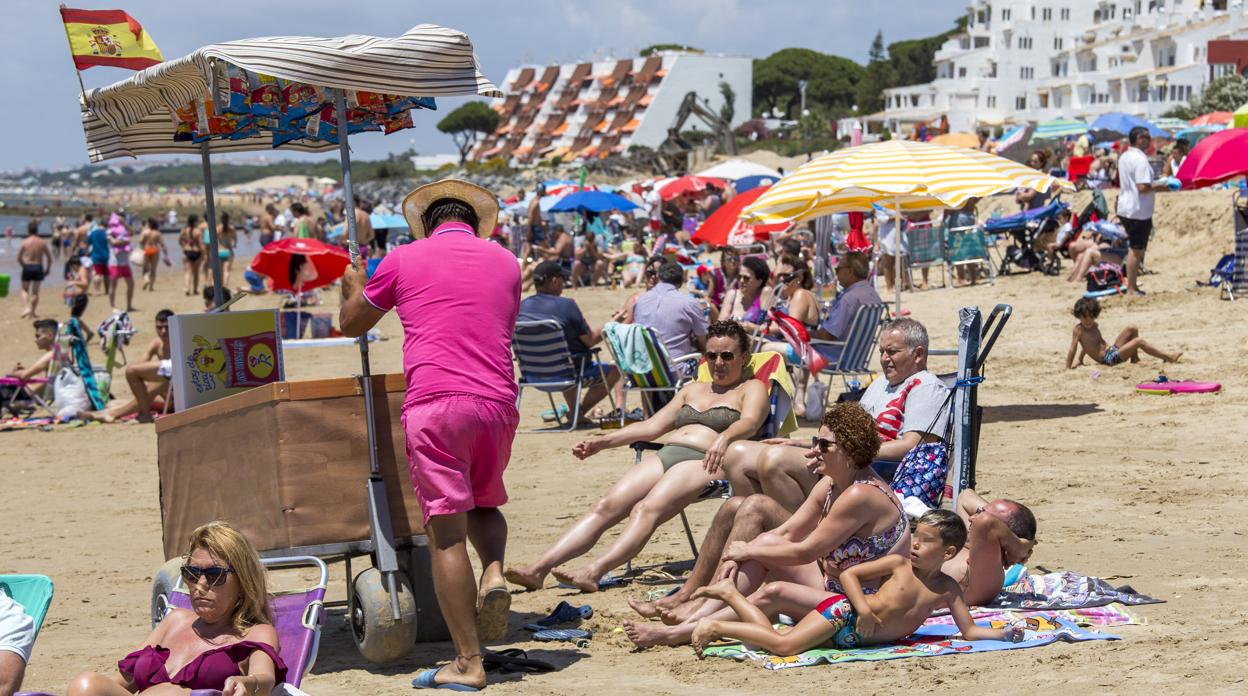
696;158;782;180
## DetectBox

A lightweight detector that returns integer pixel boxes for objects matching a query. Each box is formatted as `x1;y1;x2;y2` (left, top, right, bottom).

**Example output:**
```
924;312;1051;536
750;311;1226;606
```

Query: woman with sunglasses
505;320;771;593
718;256;773;335
757;254;820;417
68;522;284;696
623;403;909;649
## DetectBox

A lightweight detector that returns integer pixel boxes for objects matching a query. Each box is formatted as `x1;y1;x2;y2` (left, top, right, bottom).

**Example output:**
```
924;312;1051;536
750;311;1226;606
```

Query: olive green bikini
655;405;743;471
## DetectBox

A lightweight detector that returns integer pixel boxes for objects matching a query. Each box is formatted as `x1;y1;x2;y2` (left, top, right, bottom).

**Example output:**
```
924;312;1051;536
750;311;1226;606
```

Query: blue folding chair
809;302;889;410
4;574;54;696
513;319;614;432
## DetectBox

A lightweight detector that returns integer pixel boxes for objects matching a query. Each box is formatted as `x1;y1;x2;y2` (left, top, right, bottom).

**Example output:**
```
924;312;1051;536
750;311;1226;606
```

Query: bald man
941;489;1038;606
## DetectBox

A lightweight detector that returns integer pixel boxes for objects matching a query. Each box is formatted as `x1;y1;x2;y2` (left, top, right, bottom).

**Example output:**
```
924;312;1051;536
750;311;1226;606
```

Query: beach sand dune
2;189;1244;694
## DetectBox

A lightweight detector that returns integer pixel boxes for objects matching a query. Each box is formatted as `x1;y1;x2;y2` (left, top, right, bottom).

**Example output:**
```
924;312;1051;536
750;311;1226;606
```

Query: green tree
855;31;897;115
437;101;500;164
719;81;736;123
753;48;864;118
640;44;702;56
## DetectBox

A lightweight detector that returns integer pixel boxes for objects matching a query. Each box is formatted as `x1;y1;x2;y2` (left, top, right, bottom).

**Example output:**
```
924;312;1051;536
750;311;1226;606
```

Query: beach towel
701;614;1115;669
986;570;1161;611
765;309;829;374
604;321;652;375
63;318;106;411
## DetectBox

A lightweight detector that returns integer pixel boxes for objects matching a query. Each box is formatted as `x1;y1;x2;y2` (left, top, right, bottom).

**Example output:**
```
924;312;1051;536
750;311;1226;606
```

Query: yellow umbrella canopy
930;132;981;148
741;139;1072;225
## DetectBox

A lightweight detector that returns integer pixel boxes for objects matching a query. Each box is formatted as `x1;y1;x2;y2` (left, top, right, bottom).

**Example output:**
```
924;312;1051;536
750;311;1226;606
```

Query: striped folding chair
946;224;996;285
903;220;949;289
513;320;612;432
604;325;698;426
809;303;888;410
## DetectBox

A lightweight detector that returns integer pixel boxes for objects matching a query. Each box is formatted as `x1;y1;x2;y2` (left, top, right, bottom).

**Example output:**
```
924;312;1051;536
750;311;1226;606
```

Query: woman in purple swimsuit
624;402;909;648
68;522;286;696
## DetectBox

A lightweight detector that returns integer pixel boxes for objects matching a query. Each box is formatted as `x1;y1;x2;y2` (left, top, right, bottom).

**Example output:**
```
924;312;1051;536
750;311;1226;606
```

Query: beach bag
805;381;827;418
1086;264;1122;292
889;380;955;510
52;367;90;421
129;248;145;267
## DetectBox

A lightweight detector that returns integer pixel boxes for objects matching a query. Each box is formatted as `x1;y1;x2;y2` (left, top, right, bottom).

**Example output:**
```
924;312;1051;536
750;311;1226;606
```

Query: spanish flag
60;7;163;70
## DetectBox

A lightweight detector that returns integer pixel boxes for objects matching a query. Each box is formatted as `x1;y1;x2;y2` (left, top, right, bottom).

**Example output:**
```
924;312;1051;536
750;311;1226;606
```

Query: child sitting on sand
689;510;1024;657
1066;297;1181;369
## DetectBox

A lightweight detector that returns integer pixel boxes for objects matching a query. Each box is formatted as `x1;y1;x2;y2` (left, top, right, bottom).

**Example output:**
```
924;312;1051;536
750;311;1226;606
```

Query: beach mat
701;614;1115;669
986;570;1162;611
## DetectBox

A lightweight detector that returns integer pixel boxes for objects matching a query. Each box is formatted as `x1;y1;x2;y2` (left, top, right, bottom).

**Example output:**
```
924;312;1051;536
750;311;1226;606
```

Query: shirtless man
80;310;174;424
354;197;375;257
16;221;52;319
9;319;59;382
940;489;1037;606
536;223;574;278
258;203;279;246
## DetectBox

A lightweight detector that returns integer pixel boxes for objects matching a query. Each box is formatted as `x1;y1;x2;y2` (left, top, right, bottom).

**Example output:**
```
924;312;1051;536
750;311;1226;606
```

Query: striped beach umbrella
1028;118;1088;143
1153;117;1189;133
740;140;1071;312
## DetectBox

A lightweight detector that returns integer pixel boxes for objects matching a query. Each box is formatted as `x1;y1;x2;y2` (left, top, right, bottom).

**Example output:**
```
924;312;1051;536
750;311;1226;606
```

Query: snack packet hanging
349;90;387;113
382;110;414;134
384;95;437;115
283;81;325;120
249;72;283;117
221;63;251;115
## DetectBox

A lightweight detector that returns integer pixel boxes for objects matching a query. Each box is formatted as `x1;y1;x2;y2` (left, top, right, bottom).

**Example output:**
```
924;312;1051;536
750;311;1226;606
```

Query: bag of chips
249;73;283;116
283;81;325;120
349;90;387;113
221;63;252;115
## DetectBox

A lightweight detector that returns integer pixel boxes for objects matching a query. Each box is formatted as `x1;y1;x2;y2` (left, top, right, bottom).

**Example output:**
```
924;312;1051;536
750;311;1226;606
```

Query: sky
0;0;964;172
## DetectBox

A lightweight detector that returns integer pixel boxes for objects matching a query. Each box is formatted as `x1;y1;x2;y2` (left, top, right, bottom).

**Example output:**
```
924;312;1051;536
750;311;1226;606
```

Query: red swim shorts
108;264;132;279
401;393;519;524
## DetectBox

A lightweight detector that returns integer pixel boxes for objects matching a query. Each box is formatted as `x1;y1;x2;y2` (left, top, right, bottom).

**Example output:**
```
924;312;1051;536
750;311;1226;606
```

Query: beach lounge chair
603;323;700;426
809;303;889;410
945;224;996;285
513;319;615;432
0;377;53;419
160;556;328;695
5;574;53;696
628;351;797;559
903;220;949;289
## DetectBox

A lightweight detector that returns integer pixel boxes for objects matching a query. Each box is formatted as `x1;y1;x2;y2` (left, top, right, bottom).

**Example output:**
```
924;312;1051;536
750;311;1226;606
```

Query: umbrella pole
335;89;402;620
200;143;224;309
894;198;903;316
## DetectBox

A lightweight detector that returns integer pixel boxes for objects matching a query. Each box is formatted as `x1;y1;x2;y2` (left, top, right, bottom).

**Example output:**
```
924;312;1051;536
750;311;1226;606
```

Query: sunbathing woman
624;402;909;647
67;521;285;696
505;320;771;593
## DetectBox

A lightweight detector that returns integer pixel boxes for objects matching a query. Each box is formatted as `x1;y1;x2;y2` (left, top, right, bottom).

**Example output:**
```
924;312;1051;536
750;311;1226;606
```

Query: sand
2;188;1246;695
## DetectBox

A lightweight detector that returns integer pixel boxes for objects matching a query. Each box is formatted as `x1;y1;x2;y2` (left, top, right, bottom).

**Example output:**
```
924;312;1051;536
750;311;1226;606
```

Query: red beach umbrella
249;237;350;292
659;175;728;201
691;185;791;246
1175;128;1248;190
1188;111;1232;127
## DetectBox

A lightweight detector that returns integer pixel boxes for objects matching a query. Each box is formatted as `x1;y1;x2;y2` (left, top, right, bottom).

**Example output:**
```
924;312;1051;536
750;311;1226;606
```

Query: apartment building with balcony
875;0;1247;135
471;52;751;165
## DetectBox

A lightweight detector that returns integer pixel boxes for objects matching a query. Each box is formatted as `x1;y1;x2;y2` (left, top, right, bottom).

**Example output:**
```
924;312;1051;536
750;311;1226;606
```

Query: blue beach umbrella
1090;112;1166;139
735;174;780;193
548;190;640;213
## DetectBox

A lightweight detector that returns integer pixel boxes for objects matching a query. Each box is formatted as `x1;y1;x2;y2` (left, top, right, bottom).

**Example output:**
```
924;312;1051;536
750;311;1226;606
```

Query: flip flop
483;648;556;674
411;666;481;692
532;628;592;647
476;586;511;642
523;601;593;631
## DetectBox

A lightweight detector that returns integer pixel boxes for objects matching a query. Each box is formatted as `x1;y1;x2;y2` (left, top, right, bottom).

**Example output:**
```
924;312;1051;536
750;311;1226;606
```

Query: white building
876;0;1248;135
472;52;751;165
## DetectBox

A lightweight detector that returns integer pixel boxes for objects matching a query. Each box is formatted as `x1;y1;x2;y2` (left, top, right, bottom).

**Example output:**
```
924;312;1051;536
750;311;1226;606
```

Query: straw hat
402;179;499;239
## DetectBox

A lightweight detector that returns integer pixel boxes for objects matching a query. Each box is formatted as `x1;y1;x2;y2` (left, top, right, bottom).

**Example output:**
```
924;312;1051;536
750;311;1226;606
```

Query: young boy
1066;296;1181;369
688;510;1024;657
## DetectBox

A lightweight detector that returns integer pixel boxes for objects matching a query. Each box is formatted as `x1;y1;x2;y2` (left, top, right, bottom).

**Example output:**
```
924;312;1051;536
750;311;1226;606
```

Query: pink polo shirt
363;221;520;410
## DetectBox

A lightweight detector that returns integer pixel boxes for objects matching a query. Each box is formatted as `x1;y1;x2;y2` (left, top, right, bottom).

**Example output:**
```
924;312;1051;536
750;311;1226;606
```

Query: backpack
1086;264;1123;292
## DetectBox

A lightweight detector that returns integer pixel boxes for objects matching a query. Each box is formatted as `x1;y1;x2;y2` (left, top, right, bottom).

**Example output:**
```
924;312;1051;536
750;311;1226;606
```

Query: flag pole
58;4;89;104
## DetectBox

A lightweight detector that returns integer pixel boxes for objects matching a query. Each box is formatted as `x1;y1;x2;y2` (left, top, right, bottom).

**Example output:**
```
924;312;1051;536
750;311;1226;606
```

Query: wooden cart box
155;374;424;560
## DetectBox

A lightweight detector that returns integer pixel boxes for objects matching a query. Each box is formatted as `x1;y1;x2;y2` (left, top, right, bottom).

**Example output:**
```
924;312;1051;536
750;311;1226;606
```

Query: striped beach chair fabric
810;303;889;409
609;327;699;425
512;320;610;432
946;224;996;285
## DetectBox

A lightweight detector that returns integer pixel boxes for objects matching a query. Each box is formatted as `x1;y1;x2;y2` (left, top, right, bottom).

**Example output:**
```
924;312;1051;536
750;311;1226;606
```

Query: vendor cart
153;374;446;662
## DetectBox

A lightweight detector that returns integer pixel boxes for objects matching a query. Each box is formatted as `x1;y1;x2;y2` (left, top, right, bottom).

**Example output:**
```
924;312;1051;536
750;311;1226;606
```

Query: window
1054;37;1064;50
1031;6;1037;20
974;36;990;48
959;66;967;77
1019;37;1033;50
1020;66;1035;79
1212;63;1237;78
1016;95;1027;109
1002;8;1011;20
987;95;997;108
1042;7;1052;20
1061;8;1071;20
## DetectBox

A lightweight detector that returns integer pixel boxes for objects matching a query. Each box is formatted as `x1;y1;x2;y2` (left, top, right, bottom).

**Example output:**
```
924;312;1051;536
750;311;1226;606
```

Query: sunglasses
645;268;658;277
704;351;737;363
811;436;835;453
180;564;235;587
778;271;801;283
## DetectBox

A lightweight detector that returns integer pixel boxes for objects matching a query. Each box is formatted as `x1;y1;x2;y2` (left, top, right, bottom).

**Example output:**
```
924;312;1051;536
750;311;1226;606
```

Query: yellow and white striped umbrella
741;140;1073;224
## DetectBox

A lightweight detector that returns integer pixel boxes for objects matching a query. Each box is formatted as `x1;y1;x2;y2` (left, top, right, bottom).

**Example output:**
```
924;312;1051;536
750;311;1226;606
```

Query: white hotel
873;0;1248;134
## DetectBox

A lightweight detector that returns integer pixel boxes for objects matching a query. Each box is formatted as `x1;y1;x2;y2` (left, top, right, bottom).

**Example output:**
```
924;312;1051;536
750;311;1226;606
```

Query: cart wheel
350;567;418;664
150;557;184;628
398;546;451;642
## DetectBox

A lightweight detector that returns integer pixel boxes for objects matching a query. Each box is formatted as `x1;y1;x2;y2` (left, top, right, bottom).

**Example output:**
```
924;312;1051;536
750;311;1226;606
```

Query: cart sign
169;309;285;410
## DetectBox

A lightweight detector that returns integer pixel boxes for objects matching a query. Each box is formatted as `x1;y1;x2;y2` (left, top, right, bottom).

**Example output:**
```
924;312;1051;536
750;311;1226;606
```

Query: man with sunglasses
811;252;882;362
341;180;520;692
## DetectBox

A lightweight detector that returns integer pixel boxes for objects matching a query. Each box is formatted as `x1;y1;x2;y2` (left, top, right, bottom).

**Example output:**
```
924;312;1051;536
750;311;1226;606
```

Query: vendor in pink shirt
339;180;520;692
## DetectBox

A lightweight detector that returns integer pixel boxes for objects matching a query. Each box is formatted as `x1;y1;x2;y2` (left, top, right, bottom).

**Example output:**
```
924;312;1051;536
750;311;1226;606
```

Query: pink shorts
401;393;519;523
109;264;132;279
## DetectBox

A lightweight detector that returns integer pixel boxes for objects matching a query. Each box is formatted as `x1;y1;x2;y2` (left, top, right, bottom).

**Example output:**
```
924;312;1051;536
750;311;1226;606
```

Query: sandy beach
2;188;1246;695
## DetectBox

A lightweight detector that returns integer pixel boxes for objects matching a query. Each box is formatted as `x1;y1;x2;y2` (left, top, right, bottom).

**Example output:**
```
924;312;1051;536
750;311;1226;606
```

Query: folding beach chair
629;351;797;559
903;220;949;289
161;556;328;694
603;324;700;426
513;319;615;432
809;303;889;410
945;224;996;285
0;377;53;419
